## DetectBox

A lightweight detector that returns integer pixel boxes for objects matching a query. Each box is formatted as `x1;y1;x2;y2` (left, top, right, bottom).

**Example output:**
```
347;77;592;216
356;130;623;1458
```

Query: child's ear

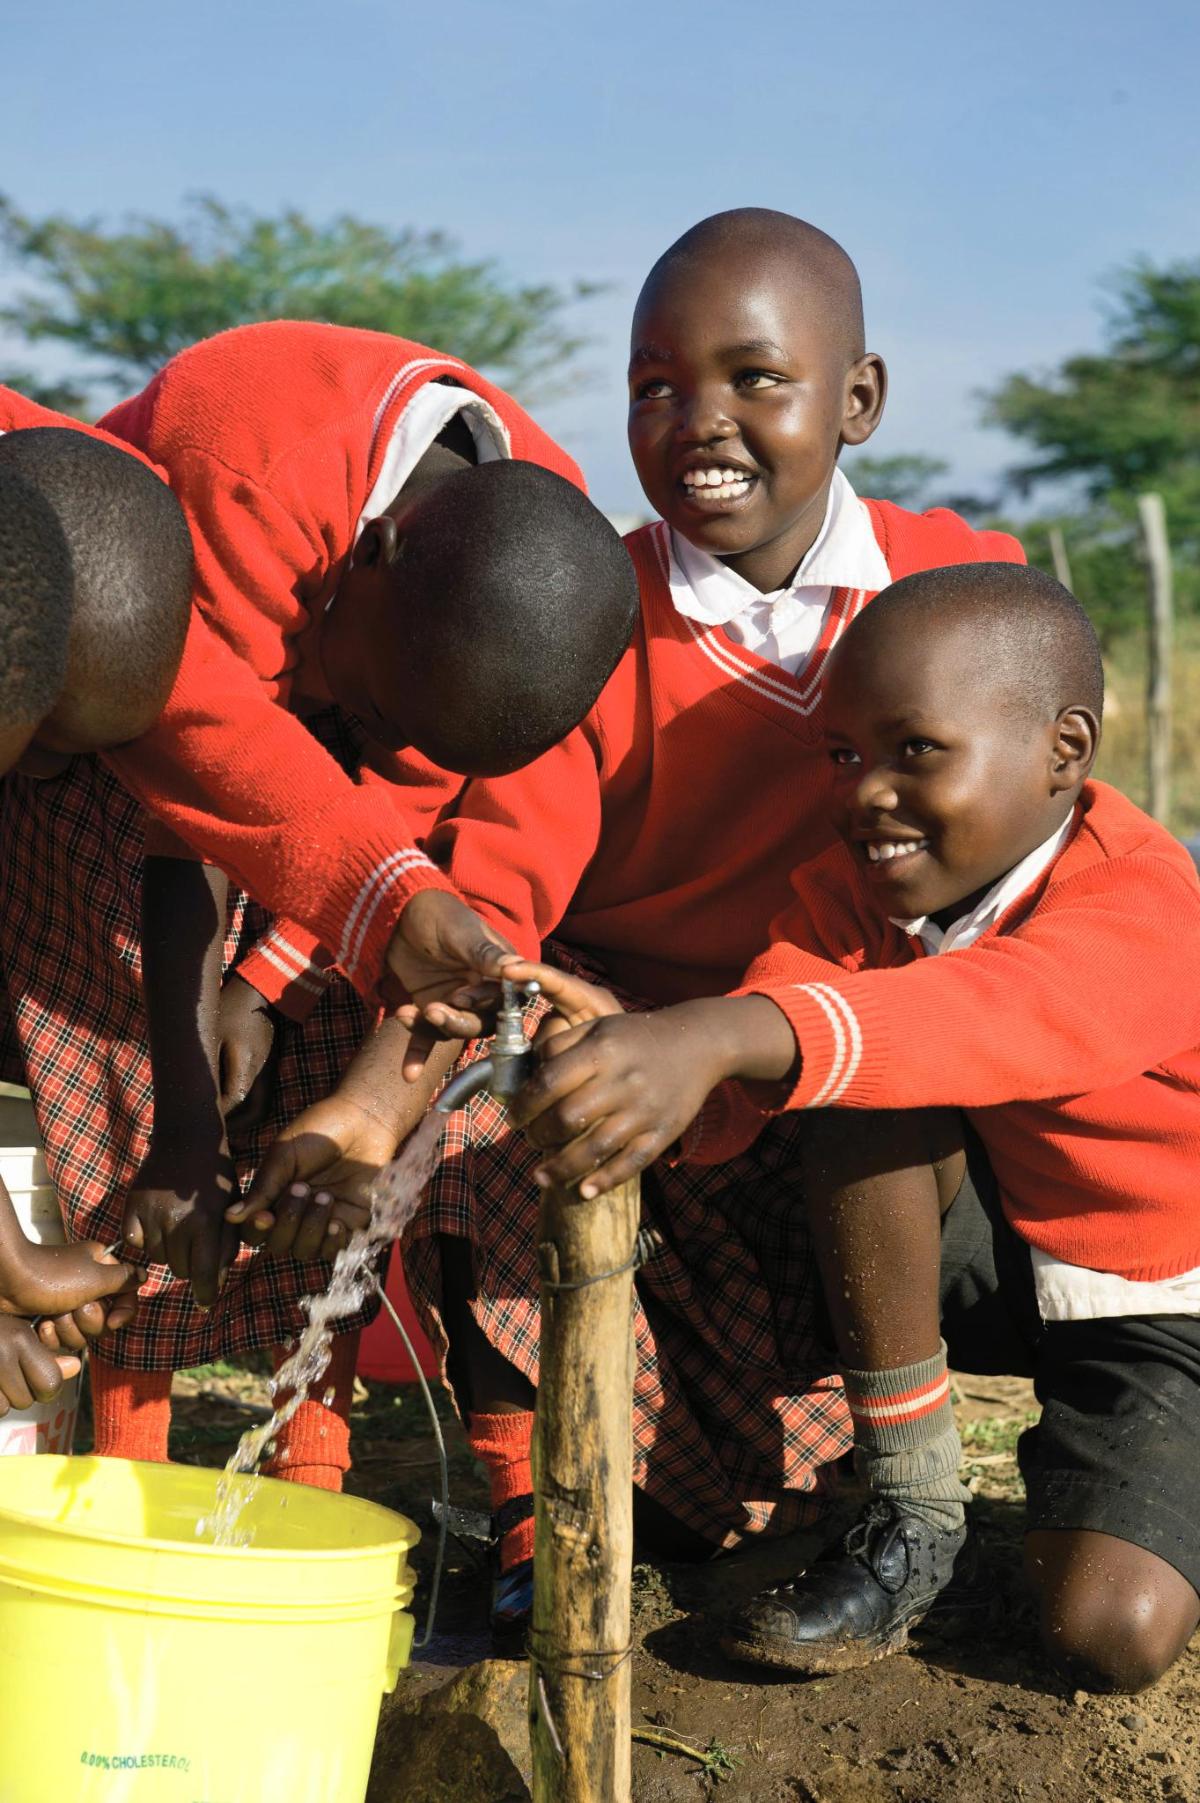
1050;705;1100;790
840;352;887;448
351;516;400;570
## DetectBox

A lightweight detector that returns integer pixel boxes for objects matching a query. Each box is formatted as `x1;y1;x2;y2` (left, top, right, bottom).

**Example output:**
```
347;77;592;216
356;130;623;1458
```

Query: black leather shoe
721;1500;967;1675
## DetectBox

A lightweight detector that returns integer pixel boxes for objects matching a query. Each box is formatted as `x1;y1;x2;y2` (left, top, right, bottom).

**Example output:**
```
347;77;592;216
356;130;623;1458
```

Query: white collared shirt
668;468;890;675
355;380;510;543
891;815;1076;957
896;816;1200;1321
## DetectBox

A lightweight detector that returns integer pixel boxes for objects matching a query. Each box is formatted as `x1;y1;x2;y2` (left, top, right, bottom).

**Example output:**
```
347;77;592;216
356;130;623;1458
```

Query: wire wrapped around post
528;1174;640;1803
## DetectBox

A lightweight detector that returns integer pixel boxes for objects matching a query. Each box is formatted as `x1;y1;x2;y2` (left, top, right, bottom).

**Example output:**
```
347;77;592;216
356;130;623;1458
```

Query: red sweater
390;505;1023;1002
0;386;154;460
697;782;1200;1282
98;322;585;1003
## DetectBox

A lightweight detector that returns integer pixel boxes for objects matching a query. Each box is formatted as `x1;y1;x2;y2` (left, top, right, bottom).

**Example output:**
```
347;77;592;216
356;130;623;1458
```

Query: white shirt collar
668;467;890;629
894;813;1077;956
355;379;510;543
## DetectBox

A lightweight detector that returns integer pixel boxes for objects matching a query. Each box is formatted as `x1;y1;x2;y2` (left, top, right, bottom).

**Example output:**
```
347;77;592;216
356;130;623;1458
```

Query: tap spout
431;977;540;1116
434;1056;499;1115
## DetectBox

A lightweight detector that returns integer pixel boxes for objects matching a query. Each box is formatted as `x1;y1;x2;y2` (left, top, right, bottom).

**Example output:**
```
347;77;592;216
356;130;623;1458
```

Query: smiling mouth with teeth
681;467;755;502
865;839;929;864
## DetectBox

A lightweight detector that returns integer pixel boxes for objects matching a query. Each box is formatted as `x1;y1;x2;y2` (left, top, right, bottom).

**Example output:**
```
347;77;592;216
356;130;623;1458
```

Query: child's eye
829;747;860;767
633;378;674;401
734;369;784;391
902;738;938;757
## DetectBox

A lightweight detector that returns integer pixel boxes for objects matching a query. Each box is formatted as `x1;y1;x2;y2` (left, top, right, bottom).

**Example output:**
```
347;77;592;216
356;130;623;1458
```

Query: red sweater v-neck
97;322;584;1001
700;782;1200;1282
393;505;1023;1003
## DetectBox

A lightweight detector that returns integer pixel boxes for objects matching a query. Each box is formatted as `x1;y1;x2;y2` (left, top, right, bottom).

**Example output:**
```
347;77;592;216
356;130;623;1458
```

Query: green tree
0;194;600;414
984;260;1200;640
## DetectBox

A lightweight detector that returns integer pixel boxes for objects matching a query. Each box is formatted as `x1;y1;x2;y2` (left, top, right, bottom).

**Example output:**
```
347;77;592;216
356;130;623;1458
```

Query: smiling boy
265;209;1024;1635
509;562;1200;1693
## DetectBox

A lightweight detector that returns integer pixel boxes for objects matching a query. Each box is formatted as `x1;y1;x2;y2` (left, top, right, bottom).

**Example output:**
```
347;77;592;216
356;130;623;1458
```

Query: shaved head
838;562;1105;727
638;209;865;362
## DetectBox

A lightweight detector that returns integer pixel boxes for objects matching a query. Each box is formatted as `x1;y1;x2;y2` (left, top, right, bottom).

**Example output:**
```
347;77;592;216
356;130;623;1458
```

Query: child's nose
677;388;737;444
855;769;901;814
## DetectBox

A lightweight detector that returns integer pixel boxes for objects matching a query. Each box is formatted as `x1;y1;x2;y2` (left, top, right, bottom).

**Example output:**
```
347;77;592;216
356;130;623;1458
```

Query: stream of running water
196;1110;445;1547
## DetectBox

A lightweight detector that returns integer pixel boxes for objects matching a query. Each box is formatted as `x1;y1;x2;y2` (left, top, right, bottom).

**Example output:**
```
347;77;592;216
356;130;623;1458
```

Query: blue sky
3;0;1197;514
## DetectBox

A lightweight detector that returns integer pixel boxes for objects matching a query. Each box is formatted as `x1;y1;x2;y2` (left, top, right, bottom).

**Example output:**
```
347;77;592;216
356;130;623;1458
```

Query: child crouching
483;562;1200;1694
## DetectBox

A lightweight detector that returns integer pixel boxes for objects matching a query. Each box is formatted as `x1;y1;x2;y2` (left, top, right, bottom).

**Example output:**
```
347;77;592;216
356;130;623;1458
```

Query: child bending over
464;562;1200;1694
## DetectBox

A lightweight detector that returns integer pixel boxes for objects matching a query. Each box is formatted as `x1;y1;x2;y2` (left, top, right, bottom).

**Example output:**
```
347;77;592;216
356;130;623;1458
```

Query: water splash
197;1110;444;1546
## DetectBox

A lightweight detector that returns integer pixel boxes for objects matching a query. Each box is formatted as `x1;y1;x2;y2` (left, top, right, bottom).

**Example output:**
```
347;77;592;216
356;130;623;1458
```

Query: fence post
529;1176;638;1803
1138;492;1173;824
1048;526;1073;593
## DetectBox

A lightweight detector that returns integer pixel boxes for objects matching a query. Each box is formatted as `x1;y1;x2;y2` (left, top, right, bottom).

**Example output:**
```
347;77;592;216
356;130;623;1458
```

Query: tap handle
500;977;541;1014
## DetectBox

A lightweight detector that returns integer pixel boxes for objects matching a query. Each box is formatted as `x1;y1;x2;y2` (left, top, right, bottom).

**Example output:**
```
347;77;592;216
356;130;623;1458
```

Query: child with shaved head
279;209;1025;1639
504;562;1200;1693
0;344;635;1487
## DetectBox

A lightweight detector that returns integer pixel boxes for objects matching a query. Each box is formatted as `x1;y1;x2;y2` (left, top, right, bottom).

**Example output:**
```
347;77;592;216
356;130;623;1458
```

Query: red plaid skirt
404;973;851;1550
0;724;374;1372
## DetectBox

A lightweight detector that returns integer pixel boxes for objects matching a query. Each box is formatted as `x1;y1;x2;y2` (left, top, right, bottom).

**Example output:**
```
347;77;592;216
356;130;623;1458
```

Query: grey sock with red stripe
842;1340;969;1533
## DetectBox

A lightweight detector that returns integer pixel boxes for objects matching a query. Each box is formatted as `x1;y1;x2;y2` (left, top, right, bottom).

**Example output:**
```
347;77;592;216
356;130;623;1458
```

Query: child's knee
1025;1528;1199;1692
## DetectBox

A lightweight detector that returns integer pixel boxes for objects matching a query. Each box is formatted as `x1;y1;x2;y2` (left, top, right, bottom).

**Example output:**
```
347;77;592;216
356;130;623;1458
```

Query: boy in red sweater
501;562;1200;1693
4;327;635;1485
263;211;1024;1633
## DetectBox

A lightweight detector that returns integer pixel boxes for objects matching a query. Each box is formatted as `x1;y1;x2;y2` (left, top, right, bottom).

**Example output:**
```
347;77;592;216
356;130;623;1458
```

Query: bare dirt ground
80;1364;1200;1802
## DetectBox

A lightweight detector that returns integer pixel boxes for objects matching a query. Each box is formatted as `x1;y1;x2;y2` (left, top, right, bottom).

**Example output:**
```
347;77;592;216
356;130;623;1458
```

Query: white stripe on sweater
259;929;330;980
251;942;328;998
792;982;863;1105
369;355;468;445
653;520;865;716
339;849;439;977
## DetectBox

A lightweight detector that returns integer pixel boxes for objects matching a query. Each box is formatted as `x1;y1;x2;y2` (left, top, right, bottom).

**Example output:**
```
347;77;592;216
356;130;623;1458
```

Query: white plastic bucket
0;1086;79;1456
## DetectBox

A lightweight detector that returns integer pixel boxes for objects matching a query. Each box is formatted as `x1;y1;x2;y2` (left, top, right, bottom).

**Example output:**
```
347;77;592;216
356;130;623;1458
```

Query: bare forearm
141;856;228;1140
337;1018;456;1142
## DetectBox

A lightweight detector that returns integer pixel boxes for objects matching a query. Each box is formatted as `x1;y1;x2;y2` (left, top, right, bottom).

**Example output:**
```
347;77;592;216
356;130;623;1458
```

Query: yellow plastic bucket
0;1456;420;1802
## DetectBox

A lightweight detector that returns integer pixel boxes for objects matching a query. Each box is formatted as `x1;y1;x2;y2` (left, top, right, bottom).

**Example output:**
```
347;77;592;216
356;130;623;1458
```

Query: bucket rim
0;1456;421;1563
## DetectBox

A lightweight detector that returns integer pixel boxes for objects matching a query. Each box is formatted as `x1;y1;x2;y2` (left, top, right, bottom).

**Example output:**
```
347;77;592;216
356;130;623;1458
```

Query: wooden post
1138;492;1173;824
1047;525;1073;594
529;1177;639;1803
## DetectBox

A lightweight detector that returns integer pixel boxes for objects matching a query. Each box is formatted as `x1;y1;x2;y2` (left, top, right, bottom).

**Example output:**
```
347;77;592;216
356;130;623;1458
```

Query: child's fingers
519;1074;618;1151
531;1111;662;1196
40;1311;89;1353
18;1332;71;1405
497;960;620;1027
507;1039;614;1129
289;1193;335;1262
99;1292;139;1334
254;1183;309;1256
235;1138;304;1217
186;1220;237;1311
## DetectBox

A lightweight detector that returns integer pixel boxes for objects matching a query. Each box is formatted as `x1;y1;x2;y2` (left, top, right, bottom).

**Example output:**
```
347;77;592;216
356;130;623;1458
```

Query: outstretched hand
123;1140;240;1311
0;1238;143;1327
385;891;515;1012
508;1001;735;1199
0;1315;81;1417
224;1093;401;1262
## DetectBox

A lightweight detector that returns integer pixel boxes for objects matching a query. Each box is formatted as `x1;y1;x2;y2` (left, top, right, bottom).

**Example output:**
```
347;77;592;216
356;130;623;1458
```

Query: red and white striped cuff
335;848;457;999
236;927;335;1023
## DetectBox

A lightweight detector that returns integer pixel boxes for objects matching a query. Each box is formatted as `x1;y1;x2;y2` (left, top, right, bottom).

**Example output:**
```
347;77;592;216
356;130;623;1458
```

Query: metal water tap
434;978;541;1114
